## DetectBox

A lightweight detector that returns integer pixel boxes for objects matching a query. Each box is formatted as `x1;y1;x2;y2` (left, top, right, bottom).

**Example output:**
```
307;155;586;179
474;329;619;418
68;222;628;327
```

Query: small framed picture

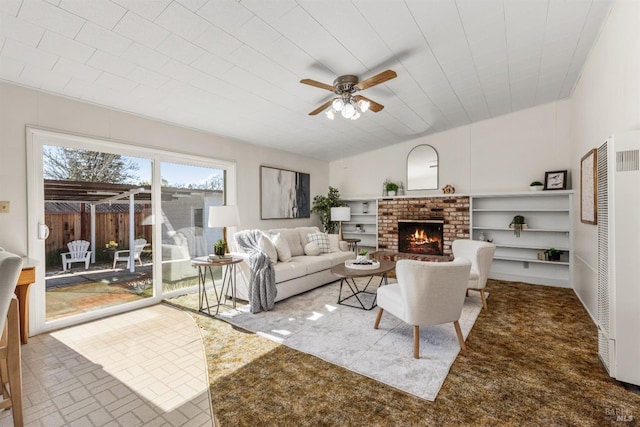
544;170;568;190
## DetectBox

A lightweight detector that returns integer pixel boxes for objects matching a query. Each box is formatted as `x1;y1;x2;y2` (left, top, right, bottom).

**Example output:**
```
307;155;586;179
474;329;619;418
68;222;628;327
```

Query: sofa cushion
307;232;330;254
296;226;320;246
272;260;307;282
323;250;356;265
327;234;340;252
273;229;305;256
271;233;292;262
290;255;331;274
304;242;321;256
259;232;278;265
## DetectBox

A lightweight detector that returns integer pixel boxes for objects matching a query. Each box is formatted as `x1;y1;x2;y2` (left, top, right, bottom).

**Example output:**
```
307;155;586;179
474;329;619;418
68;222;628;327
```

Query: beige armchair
0;249;24;426
374;258;471;359
452;240;496;310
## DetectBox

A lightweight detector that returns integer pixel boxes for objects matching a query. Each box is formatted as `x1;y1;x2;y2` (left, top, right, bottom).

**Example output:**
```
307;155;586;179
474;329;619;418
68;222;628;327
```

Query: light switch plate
0;201;9;213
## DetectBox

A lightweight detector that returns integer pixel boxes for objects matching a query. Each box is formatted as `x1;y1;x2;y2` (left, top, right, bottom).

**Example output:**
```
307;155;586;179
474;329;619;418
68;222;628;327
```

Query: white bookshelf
341;198;378;252
470;191;573;287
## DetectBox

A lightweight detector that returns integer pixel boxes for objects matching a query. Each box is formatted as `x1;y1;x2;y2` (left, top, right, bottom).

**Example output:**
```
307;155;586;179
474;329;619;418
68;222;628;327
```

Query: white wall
330;100;572;198
0;82;329;256
569;0;640;318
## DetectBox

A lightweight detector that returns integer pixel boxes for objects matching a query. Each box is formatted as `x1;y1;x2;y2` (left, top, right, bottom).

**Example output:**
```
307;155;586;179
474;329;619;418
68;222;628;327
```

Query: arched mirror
407;144;438;190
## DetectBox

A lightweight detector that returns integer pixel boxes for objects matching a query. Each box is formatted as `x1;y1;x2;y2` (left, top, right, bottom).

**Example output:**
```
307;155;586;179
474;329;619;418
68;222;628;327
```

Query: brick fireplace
375;196;470;261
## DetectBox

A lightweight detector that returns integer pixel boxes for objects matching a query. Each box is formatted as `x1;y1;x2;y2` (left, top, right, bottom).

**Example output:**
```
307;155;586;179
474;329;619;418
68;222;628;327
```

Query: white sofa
231;226;355;302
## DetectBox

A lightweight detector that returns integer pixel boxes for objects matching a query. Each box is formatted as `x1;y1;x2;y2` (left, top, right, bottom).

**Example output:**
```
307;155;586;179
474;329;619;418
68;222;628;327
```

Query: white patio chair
61;240;92;272
113;239;147;269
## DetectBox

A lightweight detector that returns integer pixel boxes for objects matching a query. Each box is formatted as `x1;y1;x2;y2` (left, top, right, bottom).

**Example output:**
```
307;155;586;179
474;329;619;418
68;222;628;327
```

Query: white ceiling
0;0;613;161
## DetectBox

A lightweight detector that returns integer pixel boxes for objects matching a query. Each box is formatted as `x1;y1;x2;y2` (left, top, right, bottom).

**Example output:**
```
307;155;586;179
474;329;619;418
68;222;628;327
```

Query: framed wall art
580;149;597;224
544;170;568;190
260;166;310;219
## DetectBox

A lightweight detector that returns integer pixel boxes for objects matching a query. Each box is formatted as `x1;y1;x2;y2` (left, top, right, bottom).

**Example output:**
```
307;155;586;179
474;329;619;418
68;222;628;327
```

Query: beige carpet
166;279;640;426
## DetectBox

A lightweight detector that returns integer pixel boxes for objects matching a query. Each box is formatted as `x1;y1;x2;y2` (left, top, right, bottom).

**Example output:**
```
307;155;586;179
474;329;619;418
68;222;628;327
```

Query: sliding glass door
27;127;236;335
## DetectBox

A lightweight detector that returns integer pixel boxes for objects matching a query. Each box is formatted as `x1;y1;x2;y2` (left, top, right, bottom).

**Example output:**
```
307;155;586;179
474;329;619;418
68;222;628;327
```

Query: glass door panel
43;146;154;320
160;162;225;293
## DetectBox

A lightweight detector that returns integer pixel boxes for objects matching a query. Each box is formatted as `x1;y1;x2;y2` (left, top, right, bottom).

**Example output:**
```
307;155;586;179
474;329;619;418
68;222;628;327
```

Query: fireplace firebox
398;219;444;255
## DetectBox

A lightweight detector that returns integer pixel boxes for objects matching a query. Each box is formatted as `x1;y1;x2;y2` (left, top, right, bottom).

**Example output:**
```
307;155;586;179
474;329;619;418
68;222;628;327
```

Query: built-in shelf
342;198;378;252
471;192;573;288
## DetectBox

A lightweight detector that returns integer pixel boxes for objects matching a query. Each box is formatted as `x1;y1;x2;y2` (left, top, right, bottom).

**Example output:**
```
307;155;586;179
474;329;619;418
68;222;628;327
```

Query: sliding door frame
26;126;236;335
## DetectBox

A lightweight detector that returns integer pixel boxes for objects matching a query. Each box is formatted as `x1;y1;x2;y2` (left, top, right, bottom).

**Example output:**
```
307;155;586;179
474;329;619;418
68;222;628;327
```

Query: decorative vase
362;202;368;214
388;190;396;196
529;185;543;191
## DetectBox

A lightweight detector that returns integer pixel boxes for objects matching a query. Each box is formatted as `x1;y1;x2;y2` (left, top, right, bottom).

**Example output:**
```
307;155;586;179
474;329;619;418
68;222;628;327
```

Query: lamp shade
208;205;239;228
330;206;351;222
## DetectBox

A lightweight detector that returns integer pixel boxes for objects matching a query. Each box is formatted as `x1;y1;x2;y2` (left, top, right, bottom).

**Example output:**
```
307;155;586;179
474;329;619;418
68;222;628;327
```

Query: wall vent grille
597;141;610;372
616;149;639;172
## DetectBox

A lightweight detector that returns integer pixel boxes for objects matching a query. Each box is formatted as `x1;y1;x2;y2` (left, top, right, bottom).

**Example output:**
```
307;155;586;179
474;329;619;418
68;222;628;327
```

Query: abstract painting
260;166;310;219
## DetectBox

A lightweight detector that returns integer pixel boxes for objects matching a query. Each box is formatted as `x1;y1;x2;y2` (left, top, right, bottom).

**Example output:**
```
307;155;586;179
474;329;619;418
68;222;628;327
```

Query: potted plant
509;215;526;237
214;240;227;256
544;248;563;261
386;182;399;196
311;186;345;233
529;181;544;191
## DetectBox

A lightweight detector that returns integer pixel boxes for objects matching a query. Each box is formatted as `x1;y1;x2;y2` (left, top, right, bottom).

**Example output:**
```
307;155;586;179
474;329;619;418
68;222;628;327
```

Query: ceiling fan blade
354;95;384;113
300;79;336;92
308;99;334;116
354;69;397;91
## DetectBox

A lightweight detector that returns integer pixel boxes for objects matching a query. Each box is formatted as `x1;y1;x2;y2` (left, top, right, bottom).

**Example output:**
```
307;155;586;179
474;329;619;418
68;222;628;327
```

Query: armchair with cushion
0;249;24;426
374;258;472;359
452;239;496;310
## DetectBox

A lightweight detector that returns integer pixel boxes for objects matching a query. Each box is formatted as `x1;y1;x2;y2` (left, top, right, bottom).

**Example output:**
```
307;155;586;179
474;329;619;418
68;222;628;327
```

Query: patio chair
113;239;147;269
61;240;92;272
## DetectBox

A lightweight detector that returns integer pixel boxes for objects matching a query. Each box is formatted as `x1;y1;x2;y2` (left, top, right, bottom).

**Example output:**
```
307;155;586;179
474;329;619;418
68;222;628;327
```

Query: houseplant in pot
214;240;227;257
529;181;544;191
311;186;345;233
386;182;399;196
544;248;563;261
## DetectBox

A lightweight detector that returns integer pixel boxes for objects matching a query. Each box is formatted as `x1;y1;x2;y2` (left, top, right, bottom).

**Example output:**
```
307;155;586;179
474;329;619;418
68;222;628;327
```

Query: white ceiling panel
114;12;170;49
59;0;126;30
75;22;133;57
111;0;171;21
18;0;85;39
0;12;45;47
39;31;95;63
0;0;613;161
155;2;211;42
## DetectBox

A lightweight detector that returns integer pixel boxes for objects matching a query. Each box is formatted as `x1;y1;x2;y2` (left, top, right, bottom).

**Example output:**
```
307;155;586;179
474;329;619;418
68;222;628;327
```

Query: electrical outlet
0;201;9;213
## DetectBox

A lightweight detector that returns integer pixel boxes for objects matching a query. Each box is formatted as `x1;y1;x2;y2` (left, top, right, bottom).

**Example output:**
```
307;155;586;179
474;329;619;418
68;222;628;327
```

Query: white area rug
218;280;484;401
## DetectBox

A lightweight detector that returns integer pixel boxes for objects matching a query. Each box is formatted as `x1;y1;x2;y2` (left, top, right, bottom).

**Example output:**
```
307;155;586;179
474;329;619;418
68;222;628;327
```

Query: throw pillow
297;227;320;246
304;242;321;256
327;234;340;252
307;232;330;254
259;232;278;265
278;229;305;257
271;233;291;262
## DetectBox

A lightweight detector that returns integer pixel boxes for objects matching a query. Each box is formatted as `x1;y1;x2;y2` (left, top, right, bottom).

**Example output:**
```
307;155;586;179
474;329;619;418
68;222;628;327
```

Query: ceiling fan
300;70;397;120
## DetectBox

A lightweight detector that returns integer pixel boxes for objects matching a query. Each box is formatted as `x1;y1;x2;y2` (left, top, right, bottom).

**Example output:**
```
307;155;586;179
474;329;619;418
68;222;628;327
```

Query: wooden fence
45;209;152;261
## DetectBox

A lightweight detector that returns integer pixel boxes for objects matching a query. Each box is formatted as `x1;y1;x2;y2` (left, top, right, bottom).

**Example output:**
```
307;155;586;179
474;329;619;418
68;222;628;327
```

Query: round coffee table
331;260;395;310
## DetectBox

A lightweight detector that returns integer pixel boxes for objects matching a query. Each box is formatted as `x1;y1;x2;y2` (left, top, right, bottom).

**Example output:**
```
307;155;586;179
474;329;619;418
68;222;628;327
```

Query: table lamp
208;205;240;253
331;206;351;241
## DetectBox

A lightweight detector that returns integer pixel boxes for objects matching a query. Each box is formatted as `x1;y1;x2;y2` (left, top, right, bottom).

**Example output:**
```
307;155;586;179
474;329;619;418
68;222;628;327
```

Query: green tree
44;147;139;183
311;186;345;233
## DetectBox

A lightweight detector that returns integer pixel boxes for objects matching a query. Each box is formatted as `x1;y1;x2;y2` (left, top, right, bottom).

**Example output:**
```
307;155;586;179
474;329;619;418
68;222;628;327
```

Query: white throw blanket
234;230;277;313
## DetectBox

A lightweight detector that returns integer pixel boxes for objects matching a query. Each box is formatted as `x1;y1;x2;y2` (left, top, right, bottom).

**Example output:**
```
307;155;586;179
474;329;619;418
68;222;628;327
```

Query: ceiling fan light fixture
332;98;344;111
351;111;361;120
357;99;370;112
326;110;335;120
342;103;355;119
